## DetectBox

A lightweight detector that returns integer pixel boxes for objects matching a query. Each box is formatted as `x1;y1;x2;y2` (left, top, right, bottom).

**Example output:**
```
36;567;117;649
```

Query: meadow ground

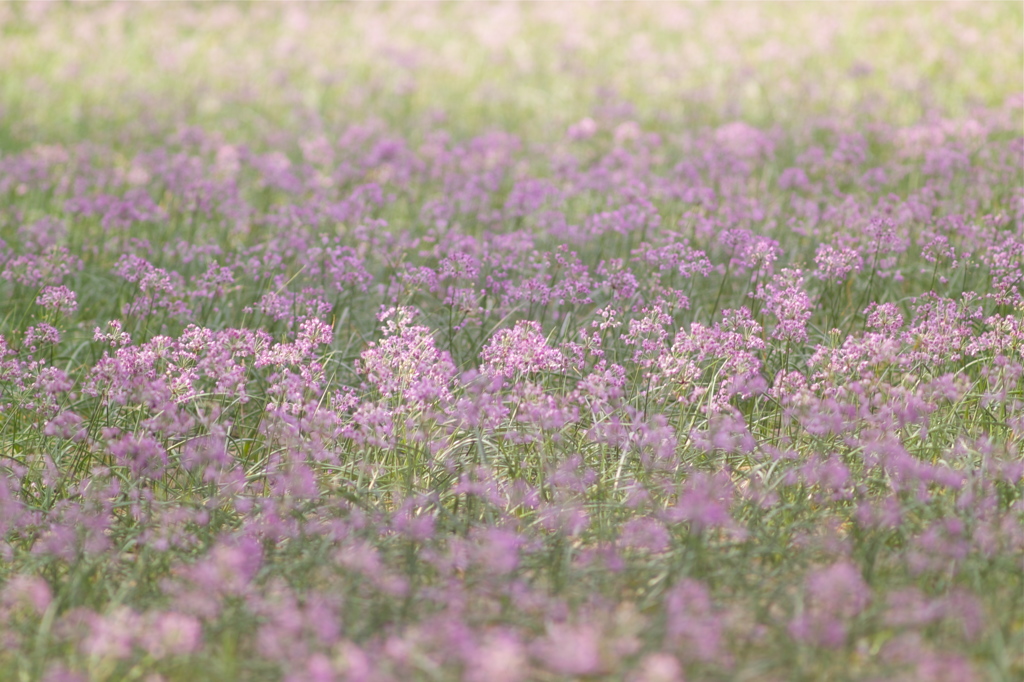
0;3;1022;681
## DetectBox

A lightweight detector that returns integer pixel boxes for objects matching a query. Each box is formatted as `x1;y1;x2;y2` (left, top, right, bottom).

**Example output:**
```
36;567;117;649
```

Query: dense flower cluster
0;4;1022;682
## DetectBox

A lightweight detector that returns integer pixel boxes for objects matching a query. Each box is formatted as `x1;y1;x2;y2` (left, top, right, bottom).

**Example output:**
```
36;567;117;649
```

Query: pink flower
358;306;456;407
139;611;202;659
789;562;870;648
466;630;528;682
35;285;78;314
533;623;606;677
481;320;563;379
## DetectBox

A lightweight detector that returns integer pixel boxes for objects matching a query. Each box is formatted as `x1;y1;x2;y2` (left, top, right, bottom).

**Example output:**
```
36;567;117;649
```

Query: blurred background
1;2;1020;150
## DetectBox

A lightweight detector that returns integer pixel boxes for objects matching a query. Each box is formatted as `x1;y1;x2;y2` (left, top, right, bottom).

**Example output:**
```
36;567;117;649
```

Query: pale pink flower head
865;302;904;335
480;320;563;379
568;117;598;141
758;268;812;343
813;242;863;282
466;630;528;682
533;622;607;677
1;574;52;617
358;306;456;407
715;121;773;159
36;285;78;315
789;561;870;648
630;653;685;682
79;606;140;661
139;611;202;659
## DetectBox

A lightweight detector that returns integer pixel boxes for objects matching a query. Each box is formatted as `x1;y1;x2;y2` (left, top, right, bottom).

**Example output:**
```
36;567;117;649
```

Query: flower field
0;4;1022;681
